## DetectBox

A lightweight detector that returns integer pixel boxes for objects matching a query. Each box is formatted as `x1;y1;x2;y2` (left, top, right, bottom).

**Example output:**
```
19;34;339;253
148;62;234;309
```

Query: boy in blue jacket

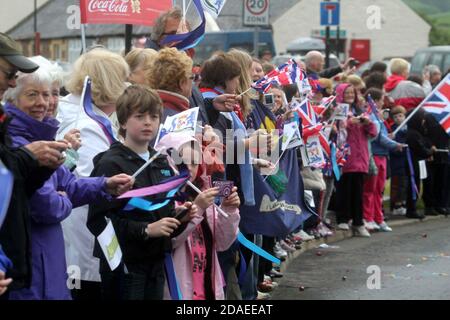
390;106;408;216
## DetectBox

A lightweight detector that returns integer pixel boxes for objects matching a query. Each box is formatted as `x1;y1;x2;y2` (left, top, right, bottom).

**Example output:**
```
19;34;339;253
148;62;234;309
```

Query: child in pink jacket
334;83;378;237
158;132;240;300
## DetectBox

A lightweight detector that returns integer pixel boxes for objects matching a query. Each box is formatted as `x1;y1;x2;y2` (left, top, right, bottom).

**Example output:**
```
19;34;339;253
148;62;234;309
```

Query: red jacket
385;75;425;111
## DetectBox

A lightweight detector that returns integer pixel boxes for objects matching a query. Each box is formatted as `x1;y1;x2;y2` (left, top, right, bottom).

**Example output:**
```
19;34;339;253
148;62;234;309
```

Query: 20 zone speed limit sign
244;0;269;26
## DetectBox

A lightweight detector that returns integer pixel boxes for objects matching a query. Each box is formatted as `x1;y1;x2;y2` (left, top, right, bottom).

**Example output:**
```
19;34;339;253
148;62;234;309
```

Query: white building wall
272;0;431;60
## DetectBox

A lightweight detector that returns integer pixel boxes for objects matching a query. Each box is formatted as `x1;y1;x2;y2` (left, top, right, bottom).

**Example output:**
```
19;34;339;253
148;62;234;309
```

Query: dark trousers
335;172;364;227
423;162;449;209
446;164;450;208
258;236;275;283
100;264;125;300
71;280;101;300
121;262;165;300
390;175;408;209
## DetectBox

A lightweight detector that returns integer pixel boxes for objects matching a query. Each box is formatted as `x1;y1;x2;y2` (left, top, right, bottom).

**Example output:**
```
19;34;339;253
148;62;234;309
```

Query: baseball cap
0;32;39;73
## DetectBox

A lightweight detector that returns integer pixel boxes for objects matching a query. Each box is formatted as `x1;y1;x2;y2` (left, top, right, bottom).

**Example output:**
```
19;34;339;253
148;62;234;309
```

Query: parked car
410;46;450;76
356;60;391;77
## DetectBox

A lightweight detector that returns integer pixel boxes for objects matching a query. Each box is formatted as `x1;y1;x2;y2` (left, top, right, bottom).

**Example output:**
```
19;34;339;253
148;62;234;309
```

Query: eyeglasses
0;65;18;81
162;31;177;37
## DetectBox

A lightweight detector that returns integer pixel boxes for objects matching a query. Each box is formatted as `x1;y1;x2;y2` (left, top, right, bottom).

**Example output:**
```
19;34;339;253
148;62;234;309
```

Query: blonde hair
146;47;193;93
125;48;157;73
391;105;406;116
66;48;130;106
390;58;410;76
228;48;257;118
343;74;365;90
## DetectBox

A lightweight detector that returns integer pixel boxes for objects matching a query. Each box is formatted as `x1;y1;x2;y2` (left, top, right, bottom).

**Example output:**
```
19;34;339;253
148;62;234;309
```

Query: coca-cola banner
80;0;173;26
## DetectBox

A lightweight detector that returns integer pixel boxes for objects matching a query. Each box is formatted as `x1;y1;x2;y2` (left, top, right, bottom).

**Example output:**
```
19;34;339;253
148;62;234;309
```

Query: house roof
216;0;301;30
7;0;300;40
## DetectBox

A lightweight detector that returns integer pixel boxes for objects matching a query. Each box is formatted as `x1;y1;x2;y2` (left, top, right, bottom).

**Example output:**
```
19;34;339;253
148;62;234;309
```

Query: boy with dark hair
390;106;408;215
88;85;196;300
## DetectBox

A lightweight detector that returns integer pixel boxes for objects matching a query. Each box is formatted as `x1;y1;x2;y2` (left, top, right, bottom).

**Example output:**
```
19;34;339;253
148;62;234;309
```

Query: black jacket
406;111;434;175
307;66;343;79
88;142;177;270
0;106;54;289
424;113;449;164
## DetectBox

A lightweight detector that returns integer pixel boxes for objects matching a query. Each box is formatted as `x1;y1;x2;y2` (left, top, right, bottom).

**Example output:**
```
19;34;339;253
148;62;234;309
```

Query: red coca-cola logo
88;0;129;14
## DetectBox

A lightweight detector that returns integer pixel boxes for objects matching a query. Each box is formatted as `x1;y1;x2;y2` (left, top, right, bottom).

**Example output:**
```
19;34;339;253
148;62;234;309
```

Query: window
410;52;428;75
68;38;94;63
107;37;125;54
53;44;61;61
430;53;444;68
68;39;81;64
443;54;450;73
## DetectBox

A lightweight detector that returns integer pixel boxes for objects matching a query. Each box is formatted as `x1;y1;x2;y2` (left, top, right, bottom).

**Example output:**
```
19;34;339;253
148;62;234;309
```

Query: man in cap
0;32;69;296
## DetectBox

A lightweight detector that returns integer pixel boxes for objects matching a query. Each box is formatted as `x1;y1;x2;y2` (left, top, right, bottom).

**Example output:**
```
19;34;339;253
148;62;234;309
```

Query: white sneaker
293;230;315;241
392;207;406;216
337;223;350;230
378;221;392;232
274;242;288;258
280;240;296;253
257;291;271;300
366;221;380;231
318;223;334;237
354;226;371;237
263;275;279;287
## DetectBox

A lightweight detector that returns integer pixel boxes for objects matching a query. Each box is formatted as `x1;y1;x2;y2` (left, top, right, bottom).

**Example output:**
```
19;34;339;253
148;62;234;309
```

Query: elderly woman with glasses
2;67;133;300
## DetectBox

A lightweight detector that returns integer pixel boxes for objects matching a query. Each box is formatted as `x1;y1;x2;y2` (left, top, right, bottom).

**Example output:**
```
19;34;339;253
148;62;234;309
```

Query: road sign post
244;0;270;57
320;1;340;68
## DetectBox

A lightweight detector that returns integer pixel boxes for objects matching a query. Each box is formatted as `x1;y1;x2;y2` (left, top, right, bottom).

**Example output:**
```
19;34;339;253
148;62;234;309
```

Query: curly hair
146;47;193;93
150;7;182;43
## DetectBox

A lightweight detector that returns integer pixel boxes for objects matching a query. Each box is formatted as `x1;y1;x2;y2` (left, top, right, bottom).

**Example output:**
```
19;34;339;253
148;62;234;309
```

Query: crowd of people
0;6;449;300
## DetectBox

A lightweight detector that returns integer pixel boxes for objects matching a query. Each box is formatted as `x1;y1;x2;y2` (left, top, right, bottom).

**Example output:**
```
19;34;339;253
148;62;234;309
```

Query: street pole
325;27;330;68
34;0;40;56
325;0;330;68
125;24;133;55
336;0;340;59
254;26;260;58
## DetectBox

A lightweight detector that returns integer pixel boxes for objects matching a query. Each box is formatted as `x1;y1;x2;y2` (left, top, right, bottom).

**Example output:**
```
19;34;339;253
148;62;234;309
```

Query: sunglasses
0;66;18;80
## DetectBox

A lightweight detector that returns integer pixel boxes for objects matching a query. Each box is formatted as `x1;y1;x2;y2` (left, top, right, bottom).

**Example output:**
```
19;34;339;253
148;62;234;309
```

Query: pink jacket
335;83;377;174
343;119;377;173
164;205;240;300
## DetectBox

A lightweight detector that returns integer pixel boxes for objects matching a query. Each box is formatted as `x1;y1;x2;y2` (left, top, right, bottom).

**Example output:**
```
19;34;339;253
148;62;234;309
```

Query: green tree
416;11;450;46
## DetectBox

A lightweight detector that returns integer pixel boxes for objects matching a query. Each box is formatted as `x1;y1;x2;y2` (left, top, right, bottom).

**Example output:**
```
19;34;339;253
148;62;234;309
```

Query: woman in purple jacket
3;67;132;300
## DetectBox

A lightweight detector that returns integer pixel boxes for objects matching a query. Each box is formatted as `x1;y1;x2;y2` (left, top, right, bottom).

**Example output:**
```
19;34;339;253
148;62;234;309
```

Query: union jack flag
252;59;305;93
294;99;318;127
422;74;450;135
366;94;381;122
291;99;331;157
312;95;336;117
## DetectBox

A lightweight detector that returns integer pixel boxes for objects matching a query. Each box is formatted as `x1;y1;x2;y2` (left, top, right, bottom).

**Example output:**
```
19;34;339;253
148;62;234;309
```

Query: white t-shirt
138;151;150;161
